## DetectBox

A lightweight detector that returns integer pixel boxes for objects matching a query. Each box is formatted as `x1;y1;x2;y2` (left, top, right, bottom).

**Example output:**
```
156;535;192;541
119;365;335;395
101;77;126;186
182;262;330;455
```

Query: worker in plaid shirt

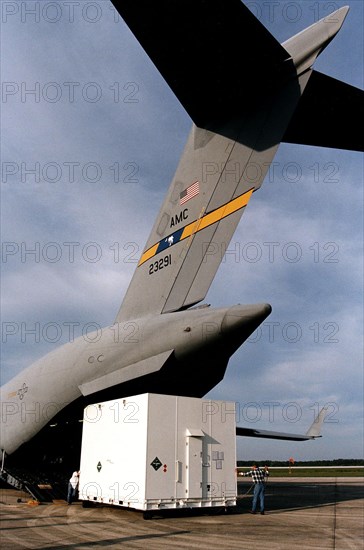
239;464;269;514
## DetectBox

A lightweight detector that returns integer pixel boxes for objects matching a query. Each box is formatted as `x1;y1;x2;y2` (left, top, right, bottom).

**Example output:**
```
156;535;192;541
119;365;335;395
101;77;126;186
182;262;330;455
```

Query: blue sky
1;1;363;460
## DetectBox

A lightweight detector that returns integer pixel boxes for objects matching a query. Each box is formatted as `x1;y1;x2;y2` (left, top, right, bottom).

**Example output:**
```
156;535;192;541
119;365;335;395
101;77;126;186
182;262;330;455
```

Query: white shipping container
78;393;237;513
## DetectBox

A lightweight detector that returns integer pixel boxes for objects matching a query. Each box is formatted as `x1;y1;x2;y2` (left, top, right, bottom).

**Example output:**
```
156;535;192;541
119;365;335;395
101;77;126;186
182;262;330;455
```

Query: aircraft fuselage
1;303;271;456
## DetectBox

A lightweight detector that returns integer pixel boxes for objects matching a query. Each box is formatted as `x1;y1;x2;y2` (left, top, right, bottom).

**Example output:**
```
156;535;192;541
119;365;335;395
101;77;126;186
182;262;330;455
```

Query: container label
150;457;162;471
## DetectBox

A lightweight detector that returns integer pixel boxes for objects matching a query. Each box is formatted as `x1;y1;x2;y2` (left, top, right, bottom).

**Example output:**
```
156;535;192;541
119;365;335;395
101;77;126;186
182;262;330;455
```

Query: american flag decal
180;181;199;205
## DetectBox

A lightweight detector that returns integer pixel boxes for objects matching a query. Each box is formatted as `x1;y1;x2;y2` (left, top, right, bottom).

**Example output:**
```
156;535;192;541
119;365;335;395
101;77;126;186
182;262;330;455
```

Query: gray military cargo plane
1;1;363;470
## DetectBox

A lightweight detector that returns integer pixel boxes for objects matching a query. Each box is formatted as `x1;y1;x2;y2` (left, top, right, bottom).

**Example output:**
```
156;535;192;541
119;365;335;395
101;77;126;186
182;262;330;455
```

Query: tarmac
0;477;363;549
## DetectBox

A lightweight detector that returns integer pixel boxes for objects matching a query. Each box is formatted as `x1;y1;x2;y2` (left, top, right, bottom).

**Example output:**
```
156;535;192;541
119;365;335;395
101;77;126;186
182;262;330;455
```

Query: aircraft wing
236;407;328;441
236;427;319;441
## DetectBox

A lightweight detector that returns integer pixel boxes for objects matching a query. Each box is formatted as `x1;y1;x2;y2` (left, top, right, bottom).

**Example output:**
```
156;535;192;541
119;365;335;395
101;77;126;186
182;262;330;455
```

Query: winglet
306;406;329;438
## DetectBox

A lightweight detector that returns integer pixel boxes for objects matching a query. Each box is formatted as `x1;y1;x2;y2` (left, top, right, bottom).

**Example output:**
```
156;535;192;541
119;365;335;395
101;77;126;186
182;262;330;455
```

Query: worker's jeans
252;482;265;512
67;483;77;504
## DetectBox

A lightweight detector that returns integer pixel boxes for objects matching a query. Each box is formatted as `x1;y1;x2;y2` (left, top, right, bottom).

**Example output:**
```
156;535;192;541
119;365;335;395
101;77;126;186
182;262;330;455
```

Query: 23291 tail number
149;254;172;275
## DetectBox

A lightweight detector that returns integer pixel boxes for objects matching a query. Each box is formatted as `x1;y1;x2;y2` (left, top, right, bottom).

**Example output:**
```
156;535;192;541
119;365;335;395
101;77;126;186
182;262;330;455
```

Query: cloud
1;0;362;460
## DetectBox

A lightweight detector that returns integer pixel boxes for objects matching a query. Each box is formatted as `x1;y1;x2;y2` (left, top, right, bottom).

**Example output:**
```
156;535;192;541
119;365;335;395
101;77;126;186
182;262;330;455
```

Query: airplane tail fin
112;2;363;152
111;0;292;127
111;1;363;321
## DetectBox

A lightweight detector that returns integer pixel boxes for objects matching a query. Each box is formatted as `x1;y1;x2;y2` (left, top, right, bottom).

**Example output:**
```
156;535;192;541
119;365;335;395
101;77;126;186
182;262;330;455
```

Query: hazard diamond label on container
150;457;162;471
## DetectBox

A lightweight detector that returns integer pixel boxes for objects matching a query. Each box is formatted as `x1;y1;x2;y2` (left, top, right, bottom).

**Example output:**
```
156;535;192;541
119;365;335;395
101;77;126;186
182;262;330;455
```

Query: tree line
237;459;364;467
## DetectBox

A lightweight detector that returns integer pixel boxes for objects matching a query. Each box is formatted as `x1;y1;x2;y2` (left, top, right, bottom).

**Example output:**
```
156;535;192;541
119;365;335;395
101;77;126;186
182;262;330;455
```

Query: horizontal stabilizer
79;350;173;396
283;71;364;152
111;0;290;126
